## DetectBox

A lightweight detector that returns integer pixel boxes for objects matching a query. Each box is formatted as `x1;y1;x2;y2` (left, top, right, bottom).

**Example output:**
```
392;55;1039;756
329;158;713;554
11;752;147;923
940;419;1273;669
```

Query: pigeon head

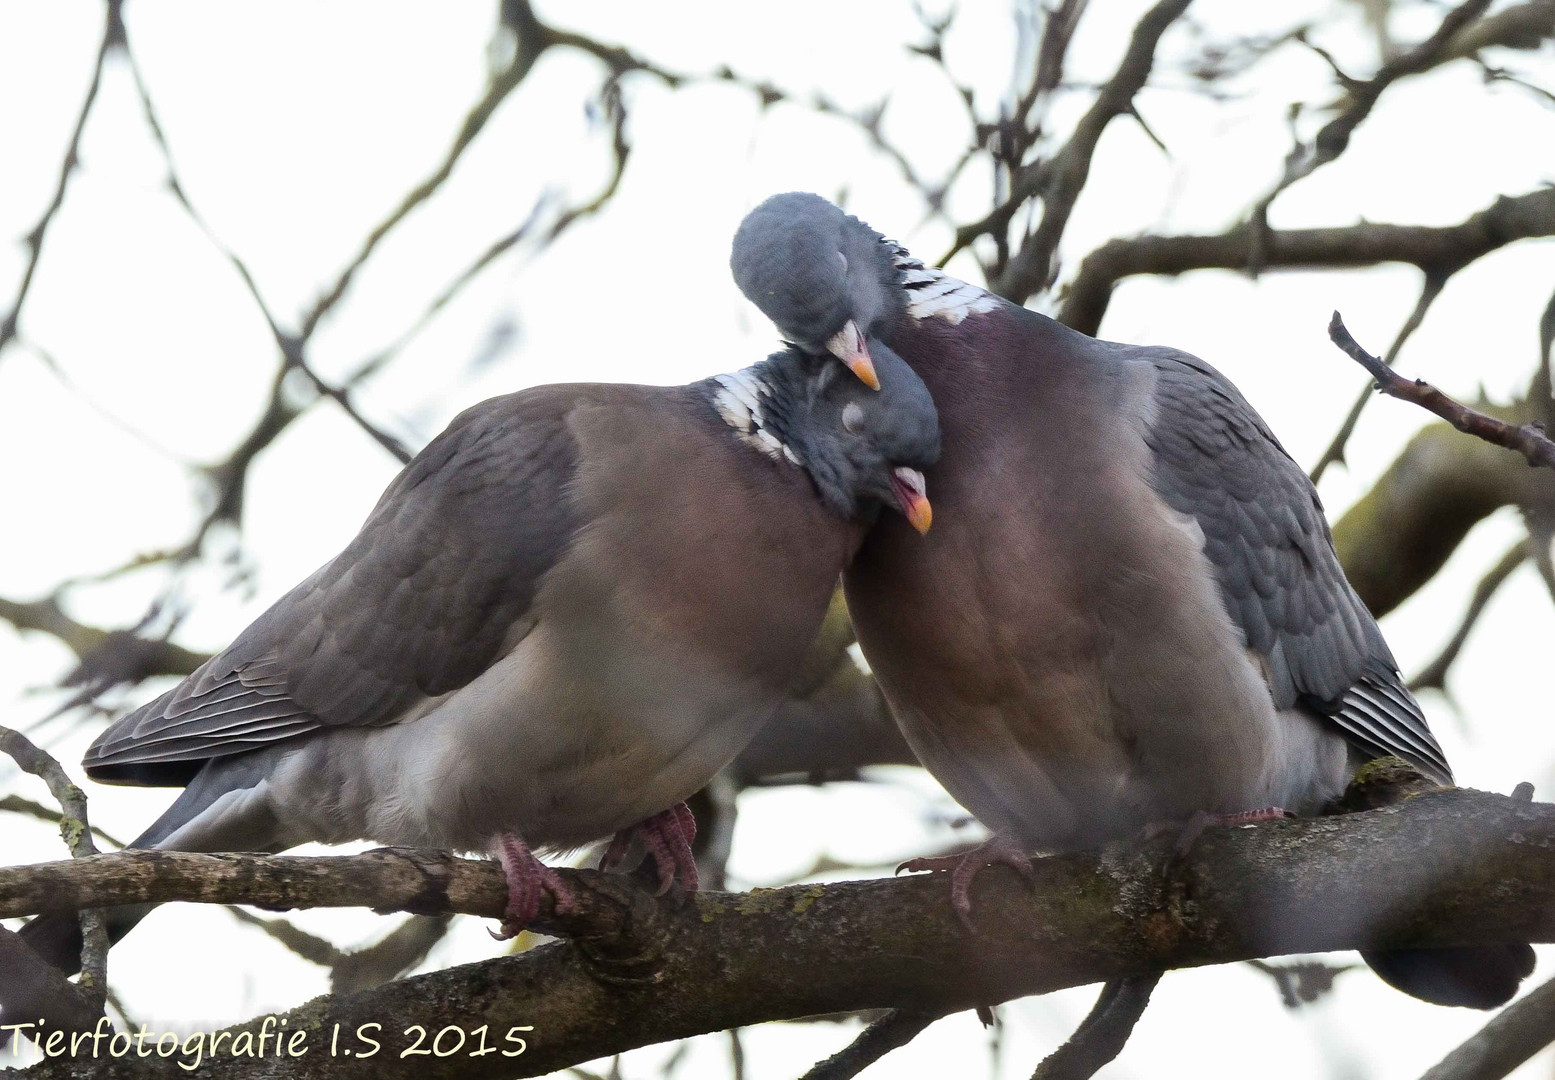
786;340;939;533
731;192;901;391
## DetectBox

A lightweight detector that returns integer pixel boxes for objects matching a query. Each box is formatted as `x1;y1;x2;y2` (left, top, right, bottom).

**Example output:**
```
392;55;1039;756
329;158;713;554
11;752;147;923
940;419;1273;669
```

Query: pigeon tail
1362;943;1536;1009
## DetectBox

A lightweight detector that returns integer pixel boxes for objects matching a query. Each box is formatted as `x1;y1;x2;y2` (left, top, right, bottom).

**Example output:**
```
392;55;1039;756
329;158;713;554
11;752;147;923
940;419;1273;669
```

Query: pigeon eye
842;402;864;433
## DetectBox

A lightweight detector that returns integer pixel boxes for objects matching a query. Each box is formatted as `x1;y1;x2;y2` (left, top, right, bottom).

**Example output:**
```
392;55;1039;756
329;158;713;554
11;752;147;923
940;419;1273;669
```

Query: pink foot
897;832;1035;929
600;802;700;896
490;831;576;940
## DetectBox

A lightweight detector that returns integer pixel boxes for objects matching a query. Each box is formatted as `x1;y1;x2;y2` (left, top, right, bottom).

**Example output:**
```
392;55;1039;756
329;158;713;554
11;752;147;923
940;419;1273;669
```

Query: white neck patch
712;368;802;466
888;241;1002;325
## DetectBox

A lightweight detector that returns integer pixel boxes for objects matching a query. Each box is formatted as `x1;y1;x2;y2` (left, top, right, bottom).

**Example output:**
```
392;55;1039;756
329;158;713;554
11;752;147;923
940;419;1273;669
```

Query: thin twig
0;794;124;848
296;0;559;341
0;0;123;359
0;726;108;1009
985;0;1196;299
120;39;413;465
1247;0;1496;273
798;1009;944;1080
1030;974;1160;1080
1410;538;1532;692
1328;312;1555;470
1246;959;1359;1009
1311;271;1449;482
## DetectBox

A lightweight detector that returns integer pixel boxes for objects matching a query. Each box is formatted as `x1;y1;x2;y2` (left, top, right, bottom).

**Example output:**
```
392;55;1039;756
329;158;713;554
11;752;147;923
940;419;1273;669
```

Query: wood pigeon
731;191;1533;1009
21;342;939;972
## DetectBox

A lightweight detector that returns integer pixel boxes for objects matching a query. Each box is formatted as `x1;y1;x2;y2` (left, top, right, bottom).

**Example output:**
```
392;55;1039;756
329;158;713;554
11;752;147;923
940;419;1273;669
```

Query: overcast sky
2;2;1554;1077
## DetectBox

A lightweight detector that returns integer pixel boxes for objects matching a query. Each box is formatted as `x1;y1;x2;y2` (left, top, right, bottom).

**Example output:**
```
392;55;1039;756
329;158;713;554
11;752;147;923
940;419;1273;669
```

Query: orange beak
890;467;933;535
825;320;880;390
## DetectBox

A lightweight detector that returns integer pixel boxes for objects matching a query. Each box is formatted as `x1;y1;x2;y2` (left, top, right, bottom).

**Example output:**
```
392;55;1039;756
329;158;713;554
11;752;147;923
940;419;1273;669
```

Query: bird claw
602;802;700;896
897;832;1035;929
491;831;576;939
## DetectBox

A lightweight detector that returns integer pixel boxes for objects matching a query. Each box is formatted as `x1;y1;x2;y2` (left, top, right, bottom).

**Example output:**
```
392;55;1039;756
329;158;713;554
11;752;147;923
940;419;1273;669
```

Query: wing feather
1138;348;1452;785
85;389;584;785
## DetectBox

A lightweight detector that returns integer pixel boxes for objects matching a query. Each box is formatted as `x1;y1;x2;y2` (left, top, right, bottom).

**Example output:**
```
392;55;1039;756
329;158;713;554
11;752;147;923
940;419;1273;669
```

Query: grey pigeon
21;342;939;973
730;191;1533;1009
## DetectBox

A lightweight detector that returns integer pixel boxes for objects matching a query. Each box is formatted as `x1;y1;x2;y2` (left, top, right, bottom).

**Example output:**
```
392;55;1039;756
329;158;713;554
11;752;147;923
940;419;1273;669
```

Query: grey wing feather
85;391;583;784
1137;348;1452;785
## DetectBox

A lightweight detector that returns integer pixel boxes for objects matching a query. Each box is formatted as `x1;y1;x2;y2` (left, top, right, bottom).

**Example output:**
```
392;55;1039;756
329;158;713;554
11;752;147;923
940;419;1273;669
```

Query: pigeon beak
890;467;933;535
826;320;880;390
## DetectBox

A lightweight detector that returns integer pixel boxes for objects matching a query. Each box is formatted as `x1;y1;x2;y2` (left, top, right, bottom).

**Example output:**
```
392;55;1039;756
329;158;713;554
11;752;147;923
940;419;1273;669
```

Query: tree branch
1310;270;1448;483
984;0;1195;302
0;0;122;360
1029;975;1159;1080
1057;187;1555;337
1328;312;1555;470
0;726;107;1024
1420;973;1555;1080
5;786;1555;1078
798;1009;944;1080
1409;538;1531;692
1248;0;1496;270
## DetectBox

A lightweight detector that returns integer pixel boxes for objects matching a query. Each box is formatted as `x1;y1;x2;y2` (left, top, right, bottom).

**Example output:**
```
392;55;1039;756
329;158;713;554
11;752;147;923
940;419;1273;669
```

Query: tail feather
1363;944;1536;1009
16;905;155;978
16;754;281;976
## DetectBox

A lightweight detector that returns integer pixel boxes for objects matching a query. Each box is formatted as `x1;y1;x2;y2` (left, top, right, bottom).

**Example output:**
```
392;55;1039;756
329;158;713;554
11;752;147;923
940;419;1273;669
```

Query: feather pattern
1138;347;1452;785
884;241;1001;325
83;390;585;783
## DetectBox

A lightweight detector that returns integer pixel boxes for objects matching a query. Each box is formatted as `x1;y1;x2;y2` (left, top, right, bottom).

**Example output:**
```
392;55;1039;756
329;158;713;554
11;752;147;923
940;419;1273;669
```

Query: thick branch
1057;187;1555;336
1405;0;1555;80
0;595;206;677
1328;312;1555;470
1332;406;1553;615
6;787;1555;1078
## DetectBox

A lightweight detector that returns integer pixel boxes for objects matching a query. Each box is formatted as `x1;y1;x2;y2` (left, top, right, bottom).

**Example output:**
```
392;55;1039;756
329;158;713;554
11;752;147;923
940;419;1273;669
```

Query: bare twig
124;41;412;464
983;0;1196;300
1328;312;1555;470
0;726;107;1011
296;0;559;341
1420;973;1555;1080
1246;958;1359;1008
1311;270;1448;483
798;1009;944;1080
0;794;124;849
0;0;123;359
1029;975;1159;1080
1410;538;1532;692
219;907;453;993
1248;0;1496;272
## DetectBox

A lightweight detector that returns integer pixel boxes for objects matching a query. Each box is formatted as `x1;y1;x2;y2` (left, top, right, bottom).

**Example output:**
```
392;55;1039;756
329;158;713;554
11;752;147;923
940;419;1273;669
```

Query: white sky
2;1;1554;1077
